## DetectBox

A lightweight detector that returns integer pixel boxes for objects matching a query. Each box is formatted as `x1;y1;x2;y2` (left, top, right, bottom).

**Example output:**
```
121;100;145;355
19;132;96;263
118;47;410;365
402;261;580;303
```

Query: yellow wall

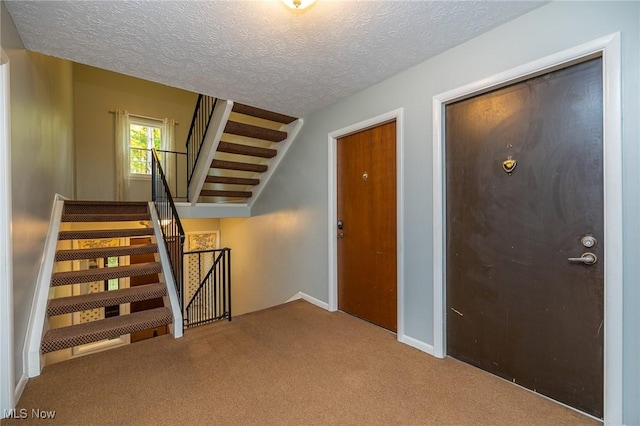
73;64;197;201
182;218;221;234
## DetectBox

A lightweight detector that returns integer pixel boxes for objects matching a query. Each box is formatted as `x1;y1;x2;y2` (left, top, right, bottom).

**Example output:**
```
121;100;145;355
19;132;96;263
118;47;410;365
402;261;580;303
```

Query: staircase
42;200;174;355
192;100;301;205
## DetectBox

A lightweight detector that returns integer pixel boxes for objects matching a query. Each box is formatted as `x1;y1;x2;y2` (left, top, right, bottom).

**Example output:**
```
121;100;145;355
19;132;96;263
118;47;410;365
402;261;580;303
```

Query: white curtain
114;109;130;201
161;118;175;151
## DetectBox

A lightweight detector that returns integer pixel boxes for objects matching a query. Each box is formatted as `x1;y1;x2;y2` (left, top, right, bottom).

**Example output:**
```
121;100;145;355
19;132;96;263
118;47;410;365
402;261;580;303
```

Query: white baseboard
287;293;433;357
14;373;27;404
398;333;435;356
286;292;329;311
286;292;432;356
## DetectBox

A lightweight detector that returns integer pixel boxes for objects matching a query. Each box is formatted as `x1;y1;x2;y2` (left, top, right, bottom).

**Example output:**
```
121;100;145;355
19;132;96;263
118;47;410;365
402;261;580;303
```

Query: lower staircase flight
41;200;175;355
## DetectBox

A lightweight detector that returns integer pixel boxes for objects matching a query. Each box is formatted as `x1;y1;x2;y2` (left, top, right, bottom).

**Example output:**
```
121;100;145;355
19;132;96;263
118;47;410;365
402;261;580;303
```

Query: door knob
337;220;344;230
568;252;598;265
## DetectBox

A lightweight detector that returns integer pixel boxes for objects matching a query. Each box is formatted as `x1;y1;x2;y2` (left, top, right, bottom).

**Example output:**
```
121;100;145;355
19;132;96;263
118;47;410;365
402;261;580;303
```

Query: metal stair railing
155;149;188;201
184;248;232;328
151;148;185;314
186;94;218;187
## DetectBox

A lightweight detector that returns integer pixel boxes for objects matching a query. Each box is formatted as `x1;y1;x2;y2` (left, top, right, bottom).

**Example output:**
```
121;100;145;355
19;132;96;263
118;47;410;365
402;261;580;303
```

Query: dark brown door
337;121;397;332
446;58;604;418
129;237;167;342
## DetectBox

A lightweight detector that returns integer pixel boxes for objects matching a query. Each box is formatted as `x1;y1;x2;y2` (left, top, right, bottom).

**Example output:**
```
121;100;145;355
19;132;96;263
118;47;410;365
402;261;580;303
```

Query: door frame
432;33;622;423
0;48;15;415
328;108;405;337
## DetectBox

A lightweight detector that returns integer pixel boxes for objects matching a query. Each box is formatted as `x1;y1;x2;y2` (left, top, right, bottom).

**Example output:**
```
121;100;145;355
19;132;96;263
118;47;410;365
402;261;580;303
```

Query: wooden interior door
337;121;397;332
445;58;604;418
129;237;167;342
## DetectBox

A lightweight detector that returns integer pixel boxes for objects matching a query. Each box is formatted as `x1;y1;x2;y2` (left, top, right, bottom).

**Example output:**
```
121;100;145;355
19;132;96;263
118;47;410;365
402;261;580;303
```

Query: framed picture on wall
185;230;220;252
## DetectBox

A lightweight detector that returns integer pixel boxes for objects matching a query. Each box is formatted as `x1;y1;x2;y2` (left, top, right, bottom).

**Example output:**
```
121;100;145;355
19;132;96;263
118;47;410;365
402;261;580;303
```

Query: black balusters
151;149;186;314
183;248;232;328
186;94;218;188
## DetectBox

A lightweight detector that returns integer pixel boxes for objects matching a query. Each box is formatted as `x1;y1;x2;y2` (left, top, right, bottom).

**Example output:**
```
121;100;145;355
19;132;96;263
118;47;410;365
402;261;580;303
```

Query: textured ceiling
5;0;545;117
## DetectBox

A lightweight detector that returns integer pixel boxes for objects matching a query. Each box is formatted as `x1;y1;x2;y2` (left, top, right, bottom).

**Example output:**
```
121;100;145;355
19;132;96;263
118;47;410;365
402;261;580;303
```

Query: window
129;118;163;176
114;110;175;200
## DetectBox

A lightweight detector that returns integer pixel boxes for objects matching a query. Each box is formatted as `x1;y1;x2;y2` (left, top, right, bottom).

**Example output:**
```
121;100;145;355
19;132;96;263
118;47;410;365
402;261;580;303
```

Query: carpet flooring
4;300;598;425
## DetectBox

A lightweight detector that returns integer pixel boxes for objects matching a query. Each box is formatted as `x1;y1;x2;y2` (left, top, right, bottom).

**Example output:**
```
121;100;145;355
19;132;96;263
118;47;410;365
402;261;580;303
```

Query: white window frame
128;116;166;180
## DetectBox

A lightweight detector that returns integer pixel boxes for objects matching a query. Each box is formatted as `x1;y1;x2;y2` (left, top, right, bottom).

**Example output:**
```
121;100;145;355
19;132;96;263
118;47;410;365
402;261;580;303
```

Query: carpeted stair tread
41;307;173;353
55;243;158;262
64;200;149;207
61;213;151;222
51;262;162;286
58;228;154;240
63;200;149;215
47;283;167;316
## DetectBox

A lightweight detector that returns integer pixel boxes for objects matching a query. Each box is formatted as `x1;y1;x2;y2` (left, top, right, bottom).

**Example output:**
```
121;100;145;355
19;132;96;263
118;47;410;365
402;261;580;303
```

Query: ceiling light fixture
281;0;316;10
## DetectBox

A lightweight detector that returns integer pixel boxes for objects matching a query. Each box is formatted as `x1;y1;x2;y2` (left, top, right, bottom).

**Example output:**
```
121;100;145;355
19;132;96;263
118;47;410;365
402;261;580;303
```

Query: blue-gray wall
222;2;640;423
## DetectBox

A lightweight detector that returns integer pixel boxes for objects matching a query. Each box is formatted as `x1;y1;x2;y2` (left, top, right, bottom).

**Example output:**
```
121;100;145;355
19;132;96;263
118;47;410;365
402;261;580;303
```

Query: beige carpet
4;300;597;425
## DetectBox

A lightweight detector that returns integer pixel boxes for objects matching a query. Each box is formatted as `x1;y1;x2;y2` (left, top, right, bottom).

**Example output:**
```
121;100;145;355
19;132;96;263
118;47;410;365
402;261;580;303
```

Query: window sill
129;174;152;181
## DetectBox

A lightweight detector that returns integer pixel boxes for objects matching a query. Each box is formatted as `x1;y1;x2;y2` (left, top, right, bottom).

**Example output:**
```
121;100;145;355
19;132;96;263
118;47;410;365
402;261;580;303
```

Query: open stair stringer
148;202;183;337
175;202;250;219
25;195;65;378
246;118;304;210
